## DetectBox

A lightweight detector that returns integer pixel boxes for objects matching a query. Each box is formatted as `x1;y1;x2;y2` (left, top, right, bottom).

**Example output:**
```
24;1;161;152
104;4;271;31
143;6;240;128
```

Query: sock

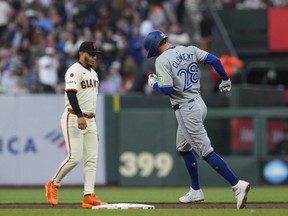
204;152;239;186
180;151;200;190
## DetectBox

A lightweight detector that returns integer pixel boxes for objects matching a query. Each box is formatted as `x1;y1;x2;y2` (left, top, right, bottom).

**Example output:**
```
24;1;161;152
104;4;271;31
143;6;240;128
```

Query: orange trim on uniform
52;113;72;182
67;108;95;119
66;88;77;93
66;113;72;156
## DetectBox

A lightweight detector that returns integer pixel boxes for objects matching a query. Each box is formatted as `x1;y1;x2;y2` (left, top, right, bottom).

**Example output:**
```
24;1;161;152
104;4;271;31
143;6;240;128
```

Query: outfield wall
0;93;287;186
0;95;106;185
105;94;288;186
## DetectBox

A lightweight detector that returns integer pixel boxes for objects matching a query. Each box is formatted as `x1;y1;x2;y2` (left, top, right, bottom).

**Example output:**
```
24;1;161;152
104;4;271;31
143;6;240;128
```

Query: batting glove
219;79;232;92
148;74;158;88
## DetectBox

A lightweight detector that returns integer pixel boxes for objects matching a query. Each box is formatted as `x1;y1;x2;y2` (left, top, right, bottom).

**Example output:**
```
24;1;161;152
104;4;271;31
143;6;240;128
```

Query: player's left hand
77;117;87;130
219;79;232;92
148;74;158;88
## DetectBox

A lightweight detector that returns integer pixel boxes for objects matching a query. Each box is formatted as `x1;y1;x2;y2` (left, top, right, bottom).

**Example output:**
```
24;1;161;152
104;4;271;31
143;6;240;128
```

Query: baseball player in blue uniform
143;30;250;209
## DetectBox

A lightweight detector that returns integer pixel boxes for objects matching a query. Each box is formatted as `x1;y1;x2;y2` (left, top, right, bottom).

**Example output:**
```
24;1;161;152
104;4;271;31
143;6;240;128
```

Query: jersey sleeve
155;57;173;87
65;68;81;92
189;46;209;63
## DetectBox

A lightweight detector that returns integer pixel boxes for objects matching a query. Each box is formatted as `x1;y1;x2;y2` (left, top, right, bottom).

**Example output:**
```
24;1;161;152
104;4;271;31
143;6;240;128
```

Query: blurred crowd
0;0;191;94
0;0;287;95
220;0;288;9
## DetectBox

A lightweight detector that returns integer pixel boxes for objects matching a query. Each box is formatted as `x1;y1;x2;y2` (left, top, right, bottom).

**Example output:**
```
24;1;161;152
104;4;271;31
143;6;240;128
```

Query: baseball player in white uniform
45;41;107;208
144;30;250;209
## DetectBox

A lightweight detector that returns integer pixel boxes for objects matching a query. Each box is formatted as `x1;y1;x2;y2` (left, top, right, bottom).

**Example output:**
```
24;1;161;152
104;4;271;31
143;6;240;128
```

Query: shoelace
233;188;240;198
90;194;100;200
185;192;191;197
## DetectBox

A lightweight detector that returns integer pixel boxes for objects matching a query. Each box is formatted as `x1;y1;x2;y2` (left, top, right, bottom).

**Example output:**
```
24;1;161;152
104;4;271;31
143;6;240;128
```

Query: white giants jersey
64;62;99;114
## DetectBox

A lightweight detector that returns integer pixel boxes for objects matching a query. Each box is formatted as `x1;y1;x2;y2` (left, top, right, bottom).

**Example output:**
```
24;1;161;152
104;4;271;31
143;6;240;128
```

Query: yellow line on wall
113;94;120;113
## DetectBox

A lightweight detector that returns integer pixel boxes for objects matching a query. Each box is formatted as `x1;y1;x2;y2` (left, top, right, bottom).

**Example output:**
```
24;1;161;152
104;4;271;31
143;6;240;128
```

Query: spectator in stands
101;27;118;70
140;17;154;39
99;61;122;95
37;47;59;93
99;73;115;95
184;0;202;43
236;0;267;9
129;27;145;68
0;0;12;45
0;49;27;94
94;5;111;30
1;66;20;94
149;5;168;28
121;56;138;94
132;62;155;94
270;0;288;7
11;79;28;94
261;69;286;91
221;0;238;8
168;25;190;46
36;11;53;32
199;10;214;53
0;0;187;95
211;50;244;92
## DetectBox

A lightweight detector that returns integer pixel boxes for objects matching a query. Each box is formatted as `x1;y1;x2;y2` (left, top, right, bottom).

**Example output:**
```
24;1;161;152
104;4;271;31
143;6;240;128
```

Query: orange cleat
45;181;60;206
82;193;107;209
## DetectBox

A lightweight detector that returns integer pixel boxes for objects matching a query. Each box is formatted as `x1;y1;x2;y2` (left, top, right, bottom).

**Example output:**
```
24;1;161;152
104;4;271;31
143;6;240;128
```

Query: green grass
0;186;287;204
0;186;287;216
0;209;288;216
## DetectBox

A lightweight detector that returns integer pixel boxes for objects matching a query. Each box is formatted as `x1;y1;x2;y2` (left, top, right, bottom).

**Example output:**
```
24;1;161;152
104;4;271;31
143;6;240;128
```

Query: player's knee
85;158;96;166
203;151;214;161
176;143;192;152
178;150;192;156
70;155;82;165
84;162;96;171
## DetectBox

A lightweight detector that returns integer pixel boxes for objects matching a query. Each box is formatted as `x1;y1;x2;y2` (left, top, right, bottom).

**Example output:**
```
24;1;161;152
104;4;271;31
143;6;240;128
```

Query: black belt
172;98;195;111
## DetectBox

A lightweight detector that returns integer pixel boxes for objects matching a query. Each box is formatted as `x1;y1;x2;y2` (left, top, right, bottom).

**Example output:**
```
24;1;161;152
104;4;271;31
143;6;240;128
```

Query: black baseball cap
79;41;102;55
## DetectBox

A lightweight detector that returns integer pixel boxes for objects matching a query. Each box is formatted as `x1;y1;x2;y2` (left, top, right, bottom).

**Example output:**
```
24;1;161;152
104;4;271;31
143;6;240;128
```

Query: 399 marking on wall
119;152;173;178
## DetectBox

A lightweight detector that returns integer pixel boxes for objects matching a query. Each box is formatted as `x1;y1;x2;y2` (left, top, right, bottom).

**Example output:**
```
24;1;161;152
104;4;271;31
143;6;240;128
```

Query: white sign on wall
0;94;106;185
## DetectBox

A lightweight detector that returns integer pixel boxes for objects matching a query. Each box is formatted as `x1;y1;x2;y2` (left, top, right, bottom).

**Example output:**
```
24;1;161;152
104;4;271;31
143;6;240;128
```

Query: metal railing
207;3;238;57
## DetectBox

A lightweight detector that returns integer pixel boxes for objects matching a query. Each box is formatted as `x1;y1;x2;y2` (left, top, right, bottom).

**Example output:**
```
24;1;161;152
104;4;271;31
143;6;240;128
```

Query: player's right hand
148;74;158;88
77;117;87;130
219;79;232;92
